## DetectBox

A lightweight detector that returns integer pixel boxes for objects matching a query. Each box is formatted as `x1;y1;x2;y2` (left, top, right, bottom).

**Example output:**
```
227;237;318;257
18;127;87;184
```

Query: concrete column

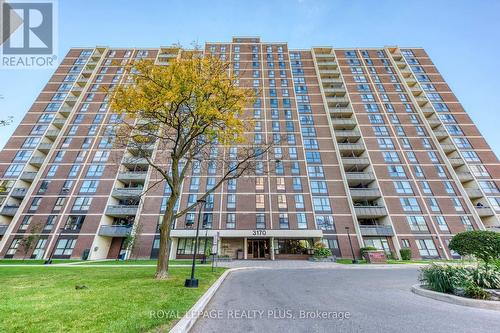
169;238;178;260
243;237;248;259
270;237;275;260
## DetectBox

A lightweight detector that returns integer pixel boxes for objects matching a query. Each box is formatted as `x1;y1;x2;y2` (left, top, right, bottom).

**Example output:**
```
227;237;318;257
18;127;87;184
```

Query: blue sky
1;0;499;155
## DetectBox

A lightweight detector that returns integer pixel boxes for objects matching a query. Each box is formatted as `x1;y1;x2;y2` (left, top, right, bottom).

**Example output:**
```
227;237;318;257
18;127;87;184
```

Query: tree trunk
155;193;178;279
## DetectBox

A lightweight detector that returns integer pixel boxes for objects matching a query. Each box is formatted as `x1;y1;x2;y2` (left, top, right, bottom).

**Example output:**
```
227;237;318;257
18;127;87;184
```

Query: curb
169;267;265;333
412;284;500;311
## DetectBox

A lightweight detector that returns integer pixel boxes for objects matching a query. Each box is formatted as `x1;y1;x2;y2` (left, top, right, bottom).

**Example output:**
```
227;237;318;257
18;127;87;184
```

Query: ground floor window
416;239;438;257
54;238;76;256
363;238;390;253
32;238;47;259
275;239;312;255
177;238;212;255
7;238;21;256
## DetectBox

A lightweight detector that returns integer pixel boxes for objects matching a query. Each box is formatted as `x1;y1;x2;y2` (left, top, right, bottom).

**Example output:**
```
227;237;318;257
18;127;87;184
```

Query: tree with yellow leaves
111;51;269;279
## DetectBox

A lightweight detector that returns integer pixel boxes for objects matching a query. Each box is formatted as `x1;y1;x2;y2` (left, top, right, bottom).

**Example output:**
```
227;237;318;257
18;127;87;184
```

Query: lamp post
44;227;63;265
345;226;358;264
201;228;209;264
185;198;206;288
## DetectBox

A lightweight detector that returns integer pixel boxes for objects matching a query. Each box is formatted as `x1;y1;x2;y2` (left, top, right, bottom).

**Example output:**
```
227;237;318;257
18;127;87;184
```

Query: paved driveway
192;267;500;333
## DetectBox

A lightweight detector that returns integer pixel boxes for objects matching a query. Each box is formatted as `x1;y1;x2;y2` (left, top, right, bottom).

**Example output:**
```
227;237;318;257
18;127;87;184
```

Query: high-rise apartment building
0;37;499;261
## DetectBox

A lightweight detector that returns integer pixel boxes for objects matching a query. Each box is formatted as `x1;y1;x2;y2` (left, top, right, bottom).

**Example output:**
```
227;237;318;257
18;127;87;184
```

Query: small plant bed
418;230;500;302
308;241;335;262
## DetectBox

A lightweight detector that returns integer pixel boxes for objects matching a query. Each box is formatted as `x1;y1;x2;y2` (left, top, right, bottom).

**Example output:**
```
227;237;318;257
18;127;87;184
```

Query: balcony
440;144;456;153
1;206;19;217
359;225;394;237
0;224;8;235
105;205;139;217
349;188;381;200
111;188;143;199
449;157;465;167
98;225;133;237
45;130;60;140
317;61;337;66
345;172;376;185
342;157;370;168
59;106;72;116
29;156;45;167
337;142;365;153
465;188;483;199
427;118;441;128
52;118;66;128
315;53;334;58
37;143;53;153
456;172;474;182
323;87;345;94
335;130;361;140
326;97;350;105
421;107;435;116
329;107;353;115
11;188;27;199
322;78;343;84
319;69;340;75
433;130;448;140
331;118;357;128
122;157;149;167
20;171;37;182
354;206;388;218
475;206;495;217
117;171;147;182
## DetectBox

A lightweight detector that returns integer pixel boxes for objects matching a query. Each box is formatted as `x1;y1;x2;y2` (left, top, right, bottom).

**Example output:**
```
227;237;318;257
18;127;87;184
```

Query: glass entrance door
247;239;269;259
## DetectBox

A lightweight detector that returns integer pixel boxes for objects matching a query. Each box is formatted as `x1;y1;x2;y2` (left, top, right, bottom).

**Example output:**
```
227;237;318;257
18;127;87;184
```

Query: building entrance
247;239;269;259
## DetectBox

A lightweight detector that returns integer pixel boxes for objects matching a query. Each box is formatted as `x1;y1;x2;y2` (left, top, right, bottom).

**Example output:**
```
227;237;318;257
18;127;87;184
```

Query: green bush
360;246;377;257
463;280;490;300
313;242;332;258
420;264;500;297
449;230;500;264
399;248;412;261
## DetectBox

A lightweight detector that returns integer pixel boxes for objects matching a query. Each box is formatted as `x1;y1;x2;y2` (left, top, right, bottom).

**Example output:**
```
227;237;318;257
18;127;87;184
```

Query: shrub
313;242;332;258
470;265;500;289
420;264;461;293
448;230;500;264
400;248;412;261
463;280;490;300
360;246;377;257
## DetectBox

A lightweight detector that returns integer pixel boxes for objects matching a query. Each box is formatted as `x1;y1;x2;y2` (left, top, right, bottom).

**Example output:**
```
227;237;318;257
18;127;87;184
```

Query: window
313;197;331;212
420;181;432;194
295;194;305;209
452;198;464;212
387;165;406;178
189;177;200;191
400;197;420;212
54;239;77;256
80;180;99;193
435;216;449;232
5;164;24;177
460;216;474;231
64;215;85;230
227;194;236;209
383;151;400;163
19;216;32;230
407;216;428;231
29;197;42;211
256;194;265;209
72;197;92;212
316;216;334;230
479;181;499;194
297;213;307;229
377;138;394;149
53;197;66;212
427;198;440;212
279;213;289;229
292;177;302;191
311;181;328;194
44;215;57;231
401;239;410;248
278;194;287;209
7;239;21;255
226;213;236;229
394;181;413;194
256;214;266;229
416;239;438;257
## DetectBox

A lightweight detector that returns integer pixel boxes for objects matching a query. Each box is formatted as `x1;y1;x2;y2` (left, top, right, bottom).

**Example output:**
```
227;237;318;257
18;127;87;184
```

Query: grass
85;259;196;265
334;258;478;265
0;259;81;265
0;266;225;333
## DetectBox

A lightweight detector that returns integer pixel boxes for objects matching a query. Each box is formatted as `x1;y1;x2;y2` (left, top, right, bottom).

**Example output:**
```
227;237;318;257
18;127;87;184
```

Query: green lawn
84;259;197;265
334;258;478;265
0;259;81;265
0;266;225;333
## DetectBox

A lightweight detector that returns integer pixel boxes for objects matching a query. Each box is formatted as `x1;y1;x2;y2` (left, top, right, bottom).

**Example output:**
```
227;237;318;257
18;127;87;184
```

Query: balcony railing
449;157;465;167
38;143;53;152
117;171;147;182
1;206;19;217
0;224;8;235
465;188;483;199
349;188;381;199
11;188;27;198
359;225;394;237
354;206;388;218
345;172;375;182
475;206;494;217
342;157;370;167
111;188;143;199
338;143;365;152
20;171;37;182
456;172;474;182
98;225;133;237
105;205;139;217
